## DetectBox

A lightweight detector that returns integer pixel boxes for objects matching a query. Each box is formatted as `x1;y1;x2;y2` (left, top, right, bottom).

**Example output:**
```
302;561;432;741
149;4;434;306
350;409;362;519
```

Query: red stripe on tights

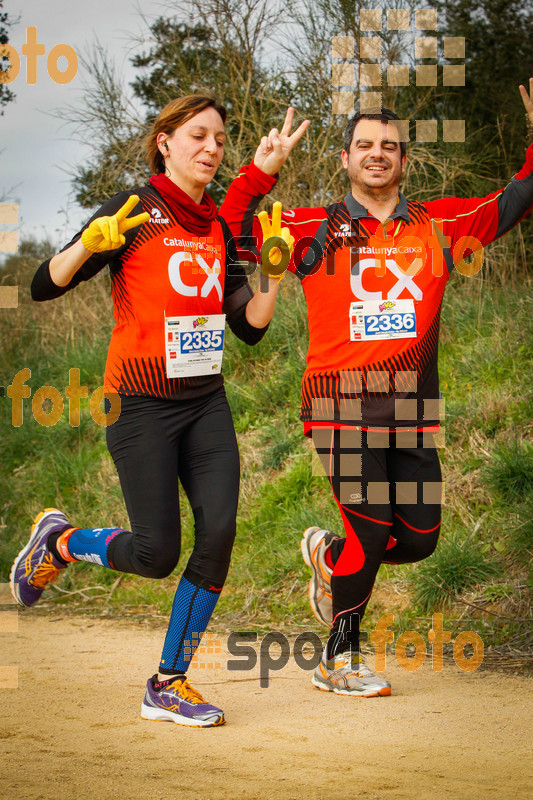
394;513;441;533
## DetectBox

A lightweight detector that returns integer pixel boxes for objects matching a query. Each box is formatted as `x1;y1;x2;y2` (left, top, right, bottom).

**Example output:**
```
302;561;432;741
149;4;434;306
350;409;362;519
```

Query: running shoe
141;675;225;727
10;508;71;607
301;526;335;627
312;648;391;697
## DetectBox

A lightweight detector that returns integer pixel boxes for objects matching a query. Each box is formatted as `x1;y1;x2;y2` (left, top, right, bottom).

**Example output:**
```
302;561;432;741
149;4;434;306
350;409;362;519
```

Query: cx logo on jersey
351;258;423;301
168;252;223;301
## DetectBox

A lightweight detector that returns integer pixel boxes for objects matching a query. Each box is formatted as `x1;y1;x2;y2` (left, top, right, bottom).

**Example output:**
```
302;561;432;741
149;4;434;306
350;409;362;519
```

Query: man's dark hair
343;107;407;158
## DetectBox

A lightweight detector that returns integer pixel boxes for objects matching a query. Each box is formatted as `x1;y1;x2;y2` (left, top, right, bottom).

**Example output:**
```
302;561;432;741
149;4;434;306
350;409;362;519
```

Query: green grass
511;500;533;555
438;276;532;442
1;243;532;656
411;531;499;613
482;440;533;504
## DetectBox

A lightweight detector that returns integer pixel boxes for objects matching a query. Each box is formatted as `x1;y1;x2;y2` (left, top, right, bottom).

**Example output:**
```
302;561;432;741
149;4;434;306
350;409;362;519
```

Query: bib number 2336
350;300;417;341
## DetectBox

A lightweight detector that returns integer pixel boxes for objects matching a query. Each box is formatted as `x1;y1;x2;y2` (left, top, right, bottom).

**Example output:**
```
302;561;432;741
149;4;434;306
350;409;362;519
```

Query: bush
412;531;499;612
483;440;533;504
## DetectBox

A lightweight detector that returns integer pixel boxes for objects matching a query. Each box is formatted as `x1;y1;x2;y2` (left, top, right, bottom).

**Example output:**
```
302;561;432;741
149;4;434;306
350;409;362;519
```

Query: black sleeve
31;191;144;301
220;216;269;346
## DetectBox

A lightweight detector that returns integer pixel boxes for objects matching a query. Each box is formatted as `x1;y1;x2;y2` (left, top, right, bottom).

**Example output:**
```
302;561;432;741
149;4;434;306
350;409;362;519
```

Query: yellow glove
81;195;149;254
257;201;295;280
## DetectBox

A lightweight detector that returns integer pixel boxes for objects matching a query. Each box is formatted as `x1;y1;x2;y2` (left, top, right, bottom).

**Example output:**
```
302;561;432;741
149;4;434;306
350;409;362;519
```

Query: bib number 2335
165;314;225;378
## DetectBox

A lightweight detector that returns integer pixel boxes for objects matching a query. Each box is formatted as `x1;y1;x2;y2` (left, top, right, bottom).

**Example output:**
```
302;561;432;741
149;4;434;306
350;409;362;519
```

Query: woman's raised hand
253;107;310;176
81;195;150;254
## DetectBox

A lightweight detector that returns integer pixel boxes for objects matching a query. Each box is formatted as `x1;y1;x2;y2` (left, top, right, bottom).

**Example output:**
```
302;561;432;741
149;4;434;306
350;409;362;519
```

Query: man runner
221;82;533;696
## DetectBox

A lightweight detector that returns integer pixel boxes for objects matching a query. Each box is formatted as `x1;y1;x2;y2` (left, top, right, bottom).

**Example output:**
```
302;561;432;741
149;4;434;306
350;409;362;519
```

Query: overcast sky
1;0;167;247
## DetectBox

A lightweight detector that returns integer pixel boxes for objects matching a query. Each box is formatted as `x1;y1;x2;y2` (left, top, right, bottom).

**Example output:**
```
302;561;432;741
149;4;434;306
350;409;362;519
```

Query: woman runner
10;95;306;727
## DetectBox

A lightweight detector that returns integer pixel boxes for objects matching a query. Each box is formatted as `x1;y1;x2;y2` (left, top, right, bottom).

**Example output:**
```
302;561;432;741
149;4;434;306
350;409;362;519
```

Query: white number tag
165;314;225;377
350;300;417;341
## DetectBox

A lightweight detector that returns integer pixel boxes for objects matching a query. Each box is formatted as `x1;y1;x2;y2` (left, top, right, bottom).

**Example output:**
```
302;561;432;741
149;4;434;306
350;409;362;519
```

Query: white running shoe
301;527;334;627
312;648;391;697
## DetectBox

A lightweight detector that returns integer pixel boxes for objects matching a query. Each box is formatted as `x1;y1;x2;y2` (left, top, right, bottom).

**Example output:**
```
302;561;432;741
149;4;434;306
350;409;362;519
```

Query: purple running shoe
141;675;225;727
10;508;71;607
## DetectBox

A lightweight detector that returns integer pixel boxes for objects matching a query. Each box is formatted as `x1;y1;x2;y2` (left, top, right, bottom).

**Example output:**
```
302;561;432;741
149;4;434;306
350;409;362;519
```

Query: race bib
165;314;225;378
350;300;417;341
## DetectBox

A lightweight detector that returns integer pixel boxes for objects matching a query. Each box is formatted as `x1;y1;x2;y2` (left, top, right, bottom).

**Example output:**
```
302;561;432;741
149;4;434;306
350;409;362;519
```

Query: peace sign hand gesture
519;78;533;133
81;195;150;254
253;107;310;176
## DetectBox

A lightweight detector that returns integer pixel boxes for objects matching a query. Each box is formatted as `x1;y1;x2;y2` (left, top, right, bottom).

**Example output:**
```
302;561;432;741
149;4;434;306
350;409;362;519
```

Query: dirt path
1;612;532;800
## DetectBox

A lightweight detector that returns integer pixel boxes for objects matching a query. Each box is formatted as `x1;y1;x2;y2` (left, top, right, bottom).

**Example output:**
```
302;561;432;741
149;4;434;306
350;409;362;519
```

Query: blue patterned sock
159;576;221;674
65;528;124;569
